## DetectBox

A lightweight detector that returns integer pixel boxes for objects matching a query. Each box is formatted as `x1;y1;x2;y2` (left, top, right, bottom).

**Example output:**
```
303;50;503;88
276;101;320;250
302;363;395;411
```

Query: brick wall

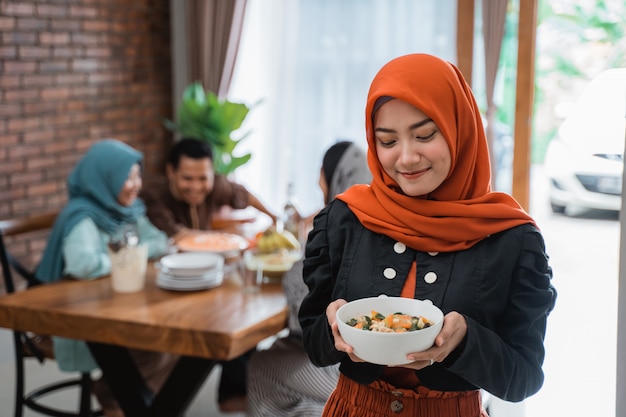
0;0;173;287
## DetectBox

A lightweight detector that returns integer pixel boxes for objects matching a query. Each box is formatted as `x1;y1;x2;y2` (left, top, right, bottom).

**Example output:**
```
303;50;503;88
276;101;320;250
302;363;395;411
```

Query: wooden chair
0;211;103;417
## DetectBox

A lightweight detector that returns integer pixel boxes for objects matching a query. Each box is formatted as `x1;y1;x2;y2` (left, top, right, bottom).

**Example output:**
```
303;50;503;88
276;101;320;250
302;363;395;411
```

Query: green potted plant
164;82;255;175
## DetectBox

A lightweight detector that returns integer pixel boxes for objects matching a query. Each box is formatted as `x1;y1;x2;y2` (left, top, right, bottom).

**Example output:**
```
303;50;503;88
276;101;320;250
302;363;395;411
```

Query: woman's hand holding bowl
327;298;365;363
398;311;468;370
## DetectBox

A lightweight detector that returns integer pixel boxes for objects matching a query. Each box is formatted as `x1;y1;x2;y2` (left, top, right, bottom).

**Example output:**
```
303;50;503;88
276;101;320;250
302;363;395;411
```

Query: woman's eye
376;137;396;148
415;130;436;141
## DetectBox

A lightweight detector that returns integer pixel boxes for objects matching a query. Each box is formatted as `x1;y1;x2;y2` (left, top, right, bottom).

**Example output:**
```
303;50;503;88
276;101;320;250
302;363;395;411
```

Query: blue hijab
35;139;146;283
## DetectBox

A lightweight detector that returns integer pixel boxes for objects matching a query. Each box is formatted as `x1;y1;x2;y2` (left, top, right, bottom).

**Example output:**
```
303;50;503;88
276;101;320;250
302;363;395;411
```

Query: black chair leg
13;333;25;417
12;336;103;417
79;373;94;417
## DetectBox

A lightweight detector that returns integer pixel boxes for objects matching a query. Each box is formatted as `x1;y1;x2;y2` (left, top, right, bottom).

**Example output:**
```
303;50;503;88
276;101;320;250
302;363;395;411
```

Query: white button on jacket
393;242;407;254
383;268;397;279
424;271;437;284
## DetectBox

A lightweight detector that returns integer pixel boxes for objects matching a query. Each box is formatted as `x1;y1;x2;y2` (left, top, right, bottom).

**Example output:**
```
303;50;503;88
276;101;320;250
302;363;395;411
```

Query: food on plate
255;227;301;254
177;232;248;253
346;311;434;333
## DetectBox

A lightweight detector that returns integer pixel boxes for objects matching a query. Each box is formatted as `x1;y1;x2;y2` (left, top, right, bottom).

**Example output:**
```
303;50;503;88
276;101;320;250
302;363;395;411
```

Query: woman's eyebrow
409;118;434;130
375;118;434;133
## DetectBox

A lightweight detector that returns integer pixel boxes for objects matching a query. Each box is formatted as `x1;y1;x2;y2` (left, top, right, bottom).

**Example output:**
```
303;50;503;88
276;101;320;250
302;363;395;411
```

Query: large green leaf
164;82;254;175
213;150;252;175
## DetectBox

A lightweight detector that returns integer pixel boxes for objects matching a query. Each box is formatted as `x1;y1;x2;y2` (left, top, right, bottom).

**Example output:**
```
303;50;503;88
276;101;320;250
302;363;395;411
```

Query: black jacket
298;199;556;402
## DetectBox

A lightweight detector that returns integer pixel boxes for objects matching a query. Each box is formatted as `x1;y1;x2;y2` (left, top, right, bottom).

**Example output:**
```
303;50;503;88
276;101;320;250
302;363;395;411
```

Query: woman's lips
401;167;429;179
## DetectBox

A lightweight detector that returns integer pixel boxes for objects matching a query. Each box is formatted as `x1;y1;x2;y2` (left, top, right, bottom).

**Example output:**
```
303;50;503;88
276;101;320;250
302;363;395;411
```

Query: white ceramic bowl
336;296;444;366
158;252;224;277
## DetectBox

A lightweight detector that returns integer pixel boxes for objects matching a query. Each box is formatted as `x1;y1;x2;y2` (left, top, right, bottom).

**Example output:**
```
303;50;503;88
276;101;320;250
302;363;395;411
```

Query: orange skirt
322;373;488;417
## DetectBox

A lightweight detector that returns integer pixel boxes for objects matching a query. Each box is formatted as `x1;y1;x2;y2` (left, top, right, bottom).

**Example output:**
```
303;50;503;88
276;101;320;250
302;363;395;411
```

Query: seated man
141;137;277;412
141;137;277;240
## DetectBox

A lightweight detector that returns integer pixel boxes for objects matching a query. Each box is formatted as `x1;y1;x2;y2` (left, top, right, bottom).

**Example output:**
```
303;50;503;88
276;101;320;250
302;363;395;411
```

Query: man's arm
247;191;279;224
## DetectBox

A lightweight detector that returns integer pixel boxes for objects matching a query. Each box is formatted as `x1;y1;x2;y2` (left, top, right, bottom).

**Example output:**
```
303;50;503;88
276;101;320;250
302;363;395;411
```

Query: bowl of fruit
251;227;303;279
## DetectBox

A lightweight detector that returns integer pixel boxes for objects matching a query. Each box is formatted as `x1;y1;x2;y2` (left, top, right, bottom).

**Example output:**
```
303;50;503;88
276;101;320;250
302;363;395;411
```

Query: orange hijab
337;54;534;252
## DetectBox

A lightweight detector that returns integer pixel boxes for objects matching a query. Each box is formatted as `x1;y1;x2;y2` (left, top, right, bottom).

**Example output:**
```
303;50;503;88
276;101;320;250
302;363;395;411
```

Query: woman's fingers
327;299;349;350
403;311;467;365
331;321;353;353
328;300;364;361
392;358;434;370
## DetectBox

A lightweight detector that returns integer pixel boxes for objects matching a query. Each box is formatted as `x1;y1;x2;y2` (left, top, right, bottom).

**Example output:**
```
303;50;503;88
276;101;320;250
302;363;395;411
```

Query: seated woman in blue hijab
35;139;175;417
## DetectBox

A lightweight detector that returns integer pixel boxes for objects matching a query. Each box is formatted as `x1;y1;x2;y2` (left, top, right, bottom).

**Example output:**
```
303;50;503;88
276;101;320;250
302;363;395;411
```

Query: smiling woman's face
373;99;451;197
117;163;142;207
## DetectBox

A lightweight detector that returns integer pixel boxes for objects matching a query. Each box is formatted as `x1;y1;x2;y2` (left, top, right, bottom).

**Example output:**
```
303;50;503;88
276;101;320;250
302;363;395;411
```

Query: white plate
156;279;222;292
157;265;224;281
157;271;223;291
158;268;223;282
157;270;223;286
158;252;224;277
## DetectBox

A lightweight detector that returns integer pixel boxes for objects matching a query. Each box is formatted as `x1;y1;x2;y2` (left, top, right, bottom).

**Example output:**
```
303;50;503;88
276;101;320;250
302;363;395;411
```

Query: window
229;0;457;215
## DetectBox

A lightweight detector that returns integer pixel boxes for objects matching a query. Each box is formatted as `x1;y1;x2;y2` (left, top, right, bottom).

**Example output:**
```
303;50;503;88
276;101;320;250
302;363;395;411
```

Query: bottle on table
282;182;301;242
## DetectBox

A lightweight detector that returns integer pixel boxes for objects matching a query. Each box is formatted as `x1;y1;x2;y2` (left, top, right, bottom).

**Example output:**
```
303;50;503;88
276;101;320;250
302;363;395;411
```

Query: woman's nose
398;141;421;165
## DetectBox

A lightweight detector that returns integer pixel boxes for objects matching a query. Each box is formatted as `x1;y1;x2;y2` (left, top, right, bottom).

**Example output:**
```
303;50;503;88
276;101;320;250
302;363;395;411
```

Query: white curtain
229;0;457;215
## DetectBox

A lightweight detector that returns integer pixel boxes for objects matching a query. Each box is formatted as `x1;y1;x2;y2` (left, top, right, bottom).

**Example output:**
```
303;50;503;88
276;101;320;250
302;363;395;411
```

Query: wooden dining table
0;261;288;417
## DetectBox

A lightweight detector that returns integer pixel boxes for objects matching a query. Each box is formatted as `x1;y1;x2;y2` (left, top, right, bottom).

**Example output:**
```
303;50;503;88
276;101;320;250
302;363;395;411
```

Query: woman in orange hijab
298;54;556;417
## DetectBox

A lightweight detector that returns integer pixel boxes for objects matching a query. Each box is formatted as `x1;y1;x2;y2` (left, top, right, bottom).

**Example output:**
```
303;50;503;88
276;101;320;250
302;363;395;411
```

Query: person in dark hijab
247;140;371;417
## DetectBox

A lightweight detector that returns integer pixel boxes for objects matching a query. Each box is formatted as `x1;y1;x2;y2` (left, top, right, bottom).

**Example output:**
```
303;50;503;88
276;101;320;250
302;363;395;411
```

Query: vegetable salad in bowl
346;311;435;333
336;296;444;365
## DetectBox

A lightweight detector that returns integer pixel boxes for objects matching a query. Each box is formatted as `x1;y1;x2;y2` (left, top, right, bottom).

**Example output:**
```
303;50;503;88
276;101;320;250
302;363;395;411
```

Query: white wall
617;131;626;417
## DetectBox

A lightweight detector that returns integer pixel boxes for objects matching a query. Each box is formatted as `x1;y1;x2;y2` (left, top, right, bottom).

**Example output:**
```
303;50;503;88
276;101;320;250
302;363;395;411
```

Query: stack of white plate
156;252;224;291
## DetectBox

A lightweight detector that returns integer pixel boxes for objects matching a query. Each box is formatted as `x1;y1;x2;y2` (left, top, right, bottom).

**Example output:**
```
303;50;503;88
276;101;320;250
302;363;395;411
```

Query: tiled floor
0;328;245;417
517;167;618;417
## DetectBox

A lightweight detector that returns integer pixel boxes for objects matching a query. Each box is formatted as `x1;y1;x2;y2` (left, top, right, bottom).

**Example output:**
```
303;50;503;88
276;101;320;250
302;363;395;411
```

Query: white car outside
544;68;626;215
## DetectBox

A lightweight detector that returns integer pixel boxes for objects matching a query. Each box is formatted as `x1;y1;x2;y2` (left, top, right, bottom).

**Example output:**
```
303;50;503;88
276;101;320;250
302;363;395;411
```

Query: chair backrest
0;210;102;417
0;211;58;294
